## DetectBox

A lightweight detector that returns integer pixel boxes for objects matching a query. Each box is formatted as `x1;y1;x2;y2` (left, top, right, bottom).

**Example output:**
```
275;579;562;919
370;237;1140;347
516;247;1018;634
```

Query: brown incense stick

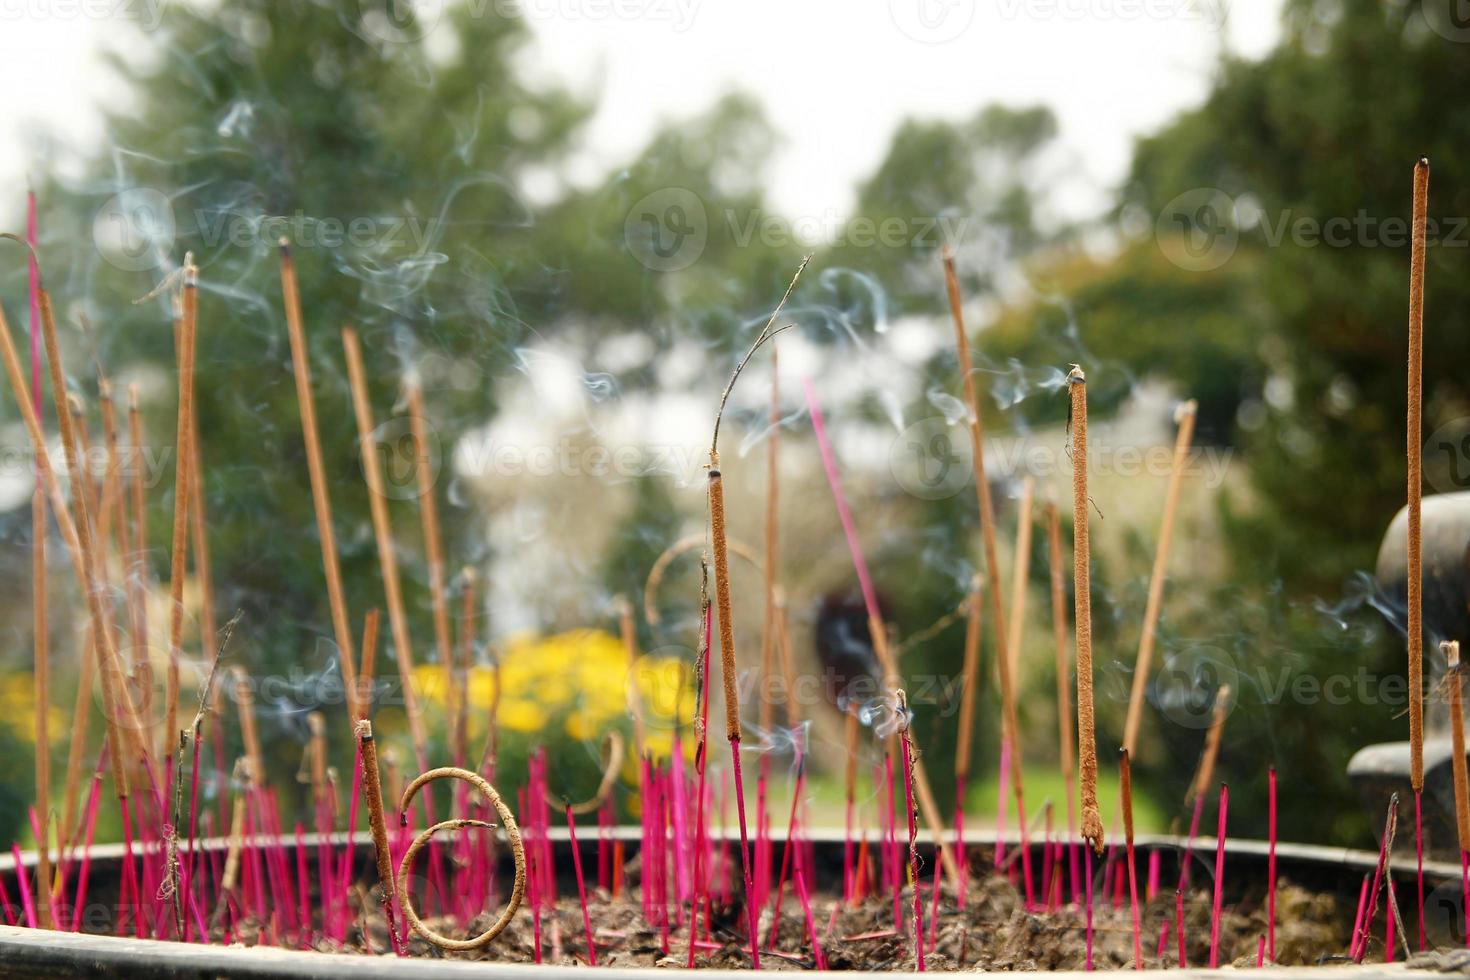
278;242;360;723
1068;366;1103;852
1408;158;1430;794
32;487;51;927
1444;642;1470;853
453;567;476;769
355;720;402;945
407;382;454;703
760;347;781;738
231;666;264;787
1006;476;1034;695
163;257;199;761
359;607;381;717
31;288;146;780
58;625;97;853
1122;400;1197;757
1046;504;1076;819
954;576;983;785
185;376;220;736
943;248;1025;830
126;385;150;671
306;712;328;806
618;596;647;760
774;590;800;729
1189;686;1231;806
343;327;425;757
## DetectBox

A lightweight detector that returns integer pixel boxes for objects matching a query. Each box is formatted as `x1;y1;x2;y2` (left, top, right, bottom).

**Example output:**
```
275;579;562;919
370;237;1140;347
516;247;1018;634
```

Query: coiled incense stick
1068;366;1103;852
396;766;525;949
543;730;625;816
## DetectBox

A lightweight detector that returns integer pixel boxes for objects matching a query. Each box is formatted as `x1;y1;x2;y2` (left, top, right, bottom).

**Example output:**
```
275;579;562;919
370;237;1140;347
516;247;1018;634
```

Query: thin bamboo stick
1122;400;1197;757
342;327;425;758
277;242;360;724
760;347;781;742
163;258;199;760
1068;366;1103;852
1408;158;1430;794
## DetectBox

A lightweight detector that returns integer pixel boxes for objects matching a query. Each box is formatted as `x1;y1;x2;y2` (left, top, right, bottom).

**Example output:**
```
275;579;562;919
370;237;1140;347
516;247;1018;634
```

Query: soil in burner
225;870;1348;970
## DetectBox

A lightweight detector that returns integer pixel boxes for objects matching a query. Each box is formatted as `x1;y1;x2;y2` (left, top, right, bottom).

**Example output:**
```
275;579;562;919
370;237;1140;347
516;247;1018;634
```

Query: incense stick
355;721;405;955
230;667;264;791
1006;476;1034;685
1446;642;1470;856
1120;749;1141;969
278;242;361;724
163;257;199;763
127;385;150;668
896;691;925;972
1068;366;1104;852
342;327;424;756
31;488;51;928
1122;400;1196;756
1047;504;1076;839
407;382;454;702
1407;158;1429;795
943;249;1029;880
1208;784;1228;968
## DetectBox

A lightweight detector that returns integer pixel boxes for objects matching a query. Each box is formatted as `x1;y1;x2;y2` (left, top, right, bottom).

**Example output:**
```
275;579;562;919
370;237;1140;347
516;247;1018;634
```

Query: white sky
0;0;1283;226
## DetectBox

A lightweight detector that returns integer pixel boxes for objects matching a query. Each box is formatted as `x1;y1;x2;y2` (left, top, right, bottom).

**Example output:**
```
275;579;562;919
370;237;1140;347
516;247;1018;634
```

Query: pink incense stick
71;774;103;932
952;777;966;908
794;865;827;970
1256;935;1266;967
729;742;761;969
803;378;879;624
1175;889;1186;968
995;735;1010;869
1267;766;1277;962
10;845;35;929
1208;784;1228;968
1147;849;1160;903
765;751;808;949
927;856;942;949
1349;873;1370;960
1125;843;1141;968
1084;845;1095;971
566;804;598;966
1417;790;1426;951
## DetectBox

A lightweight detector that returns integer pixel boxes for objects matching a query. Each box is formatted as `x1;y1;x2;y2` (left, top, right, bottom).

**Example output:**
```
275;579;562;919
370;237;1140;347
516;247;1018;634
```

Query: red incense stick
566;803;597;966
1208;784;1228;968
1267;766;1277;962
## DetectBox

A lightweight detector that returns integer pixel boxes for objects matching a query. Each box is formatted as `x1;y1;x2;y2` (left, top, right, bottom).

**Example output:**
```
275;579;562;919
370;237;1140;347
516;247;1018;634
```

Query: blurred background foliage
0;0;1460;851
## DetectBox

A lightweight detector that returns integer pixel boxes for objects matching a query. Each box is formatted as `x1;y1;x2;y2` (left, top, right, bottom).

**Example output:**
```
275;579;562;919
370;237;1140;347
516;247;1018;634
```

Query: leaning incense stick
1047;504;1076;831
163;257;199;762
407;382;454;693
943;249;1028;866
58;625;97;853
342;327;425;758
359;608;381;717
1122;400;1197;757
1189;686;1231;807
31;488;51;928
954;577;983;788
1068;366;1104;852
760;346;781;755
278;241;360;723
355;720;405;955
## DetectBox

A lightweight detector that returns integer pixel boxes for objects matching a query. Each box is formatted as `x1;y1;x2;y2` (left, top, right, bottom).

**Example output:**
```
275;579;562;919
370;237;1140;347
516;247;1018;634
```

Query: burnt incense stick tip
277;236;291;255
1068;364;1086;384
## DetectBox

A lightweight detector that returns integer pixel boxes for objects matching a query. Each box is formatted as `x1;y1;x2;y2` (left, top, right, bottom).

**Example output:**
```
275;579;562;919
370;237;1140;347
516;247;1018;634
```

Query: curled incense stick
343;327;425;758
1444;642;1469;853
278;241;360;723
643;532;762;629
1408;158;1429;794
163;256;199;763
356;721;404;954
1122;400;1196;757
544;730;625;815
1068;366;1104;852
1047;504;1076;825
397;766;525;949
